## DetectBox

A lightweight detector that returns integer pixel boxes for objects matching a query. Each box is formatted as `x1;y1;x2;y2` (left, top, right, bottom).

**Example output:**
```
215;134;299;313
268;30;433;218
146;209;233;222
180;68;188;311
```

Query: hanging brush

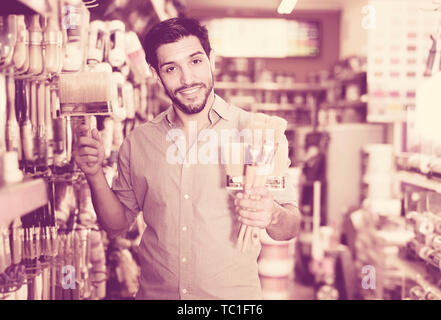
58;71;112;116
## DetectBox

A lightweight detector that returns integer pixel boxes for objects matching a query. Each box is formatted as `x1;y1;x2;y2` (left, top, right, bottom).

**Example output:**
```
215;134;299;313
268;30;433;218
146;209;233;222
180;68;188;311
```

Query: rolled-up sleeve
111;138;141;231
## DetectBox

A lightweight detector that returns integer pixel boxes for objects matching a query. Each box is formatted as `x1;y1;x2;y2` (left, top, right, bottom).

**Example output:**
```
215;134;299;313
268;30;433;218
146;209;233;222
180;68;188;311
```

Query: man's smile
177;85;204;97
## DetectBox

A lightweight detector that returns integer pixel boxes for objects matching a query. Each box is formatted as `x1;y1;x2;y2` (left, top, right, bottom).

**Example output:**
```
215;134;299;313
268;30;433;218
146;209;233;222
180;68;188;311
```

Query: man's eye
192;59;202;64
166;66;176;73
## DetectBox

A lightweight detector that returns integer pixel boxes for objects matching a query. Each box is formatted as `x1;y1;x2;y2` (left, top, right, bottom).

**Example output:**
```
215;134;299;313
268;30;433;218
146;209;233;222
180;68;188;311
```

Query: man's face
156;35;215;115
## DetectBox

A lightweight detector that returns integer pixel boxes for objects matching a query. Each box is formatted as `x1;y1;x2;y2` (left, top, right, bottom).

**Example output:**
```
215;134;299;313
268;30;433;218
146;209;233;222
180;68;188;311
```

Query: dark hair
143;17;212;72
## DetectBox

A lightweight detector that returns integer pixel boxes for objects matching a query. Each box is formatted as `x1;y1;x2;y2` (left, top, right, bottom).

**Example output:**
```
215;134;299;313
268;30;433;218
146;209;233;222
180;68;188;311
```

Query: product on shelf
0;0;158;300
62;2;90;72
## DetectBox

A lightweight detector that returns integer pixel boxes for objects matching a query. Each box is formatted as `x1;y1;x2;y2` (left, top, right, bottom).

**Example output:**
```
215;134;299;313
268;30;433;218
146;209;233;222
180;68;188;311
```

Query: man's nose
179;65;194;86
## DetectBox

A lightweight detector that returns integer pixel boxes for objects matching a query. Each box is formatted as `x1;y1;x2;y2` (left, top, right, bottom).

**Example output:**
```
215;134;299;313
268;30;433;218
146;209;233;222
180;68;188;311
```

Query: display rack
393;256;441;299
395;171;441;194
367;114;407;123
0;178;48;227
392;170;441;299
216;81;326;92
232;102;311;112
321;100;367;109
215;81;327;128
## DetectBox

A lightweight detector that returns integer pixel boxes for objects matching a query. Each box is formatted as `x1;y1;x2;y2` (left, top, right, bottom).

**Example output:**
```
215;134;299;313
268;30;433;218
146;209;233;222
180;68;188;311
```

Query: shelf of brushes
0;178;48;227
395;171;441;194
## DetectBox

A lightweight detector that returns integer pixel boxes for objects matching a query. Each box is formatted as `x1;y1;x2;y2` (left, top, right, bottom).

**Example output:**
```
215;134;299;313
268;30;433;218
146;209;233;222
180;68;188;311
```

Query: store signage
203;18;320;58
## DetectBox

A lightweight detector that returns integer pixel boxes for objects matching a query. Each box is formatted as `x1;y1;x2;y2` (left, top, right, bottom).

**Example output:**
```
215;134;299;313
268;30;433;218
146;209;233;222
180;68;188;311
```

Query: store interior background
2;0;441;300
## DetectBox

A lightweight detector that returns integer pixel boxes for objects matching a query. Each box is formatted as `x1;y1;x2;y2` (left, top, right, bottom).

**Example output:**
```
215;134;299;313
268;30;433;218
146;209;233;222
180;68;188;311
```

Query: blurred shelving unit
395;171;441;194
367;114;407;124
215;81;327;128
0;178;49;227
216;81;326;92
320;71;368;123
321;100;367;110
393;256;441;299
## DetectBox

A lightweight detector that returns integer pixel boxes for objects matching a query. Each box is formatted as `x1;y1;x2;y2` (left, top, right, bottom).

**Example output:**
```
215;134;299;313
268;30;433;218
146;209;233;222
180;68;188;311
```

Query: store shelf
0;178;48;227
367;113;407;123
321;100;367;109
216;81;326;92
235;102;311;111
393;256;441;299
335;71;366;84
395;171;441;194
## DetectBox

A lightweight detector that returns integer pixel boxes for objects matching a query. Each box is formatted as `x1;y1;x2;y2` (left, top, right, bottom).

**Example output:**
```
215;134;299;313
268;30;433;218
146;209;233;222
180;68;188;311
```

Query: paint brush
58;71;113;115
13;15;28;72
238;114;288;252
16;79;33;168
0;74;6;153
5;72;21;158
0;15;17;69
36;81;47;170
43;14;62;74
28;14;44;75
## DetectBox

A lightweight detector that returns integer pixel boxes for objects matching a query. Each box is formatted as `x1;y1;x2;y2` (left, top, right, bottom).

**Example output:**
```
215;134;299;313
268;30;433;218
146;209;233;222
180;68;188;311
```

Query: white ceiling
185;0;349;12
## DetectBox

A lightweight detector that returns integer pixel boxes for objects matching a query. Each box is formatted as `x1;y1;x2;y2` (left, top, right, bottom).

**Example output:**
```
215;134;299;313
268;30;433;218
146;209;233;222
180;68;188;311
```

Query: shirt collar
210;94;233;122
157;94;233;127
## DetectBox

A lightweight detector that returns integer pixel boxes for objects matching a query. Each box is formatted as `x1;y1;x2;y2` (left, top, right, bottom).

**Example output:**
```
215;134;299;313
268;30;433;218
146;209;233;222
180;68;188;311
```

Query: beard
162;76;214;115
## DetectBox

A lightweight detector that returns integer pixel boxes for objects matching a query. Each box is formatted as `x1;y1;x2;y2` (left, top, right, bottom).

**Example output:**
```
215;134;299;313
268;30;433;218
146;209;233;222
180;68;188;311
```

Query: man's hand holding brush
73;123;130;234
234;187;280;230
232;113;298;252
73;124;105;179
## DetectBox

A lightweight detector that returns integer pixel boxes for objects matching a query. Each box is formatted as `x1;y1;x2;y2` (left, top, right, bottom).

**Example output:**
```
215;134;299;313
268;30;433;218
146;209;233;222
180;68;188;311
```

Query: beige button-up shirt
111;94;297;300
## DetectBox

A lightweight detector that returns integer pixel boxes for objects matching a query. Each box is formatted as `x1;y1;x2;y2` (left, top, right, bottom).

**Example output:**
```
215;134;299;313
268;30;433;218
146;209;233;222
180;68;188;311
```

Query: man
74;17;301;300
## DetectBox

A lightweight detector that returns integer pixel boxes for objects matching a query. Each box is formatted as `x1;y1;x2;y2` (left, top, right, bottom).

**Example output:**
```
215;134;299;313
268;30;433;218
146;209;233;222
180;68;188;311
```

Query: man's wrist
85;169;106;186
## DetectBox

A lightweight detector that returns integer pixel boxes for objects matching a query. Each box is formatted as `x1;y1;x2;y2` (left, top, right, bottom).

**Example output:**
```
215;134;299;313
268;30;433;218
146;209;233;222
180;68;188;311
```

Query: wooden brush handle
13;16;28;71
6;74;21;156
28;15;43;75
238;114;286;253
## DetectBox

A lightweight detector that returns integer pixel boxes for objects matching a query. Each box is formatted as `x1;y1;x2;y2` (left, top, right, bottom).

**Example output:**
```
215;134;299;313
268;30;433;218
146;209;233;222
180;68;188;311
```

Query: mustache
175;83;205;95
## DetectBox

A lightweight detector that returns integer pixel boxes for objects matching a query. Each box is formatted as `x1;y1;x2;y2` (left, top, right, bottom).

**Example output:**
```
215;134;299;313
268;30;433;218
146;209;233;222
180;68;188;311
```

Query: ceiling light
277;0;298;14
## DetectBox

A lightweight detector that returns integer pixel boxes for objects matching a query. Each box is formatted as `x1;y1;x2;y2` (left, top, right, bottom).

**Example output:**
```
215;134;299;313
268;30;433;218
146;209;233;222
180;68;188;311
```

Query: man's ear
209;49;216;73
149;66;160;83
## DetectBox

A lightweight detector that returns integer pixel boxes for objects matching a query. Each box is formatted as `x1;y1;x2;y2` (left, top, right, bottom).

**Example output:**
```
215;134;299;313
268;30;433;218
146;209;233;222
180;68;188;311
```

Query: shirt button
182;289;188;294
184;194;190;200
182;257;187;263
182;226;187;232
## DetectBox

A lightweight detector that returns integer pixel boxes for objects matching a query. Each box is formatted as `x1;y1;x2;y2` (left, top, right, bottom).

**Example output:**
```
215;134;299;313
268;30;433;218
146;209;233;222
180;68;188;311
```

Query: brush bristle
59;72;111;104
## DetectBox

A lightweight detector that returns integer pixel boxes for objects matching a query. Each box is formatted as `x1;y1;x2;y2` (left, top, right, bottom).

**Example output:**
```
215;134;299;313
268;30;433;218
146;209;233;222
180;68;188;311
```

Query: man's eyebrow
159;51;205;69
190;51;205;57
